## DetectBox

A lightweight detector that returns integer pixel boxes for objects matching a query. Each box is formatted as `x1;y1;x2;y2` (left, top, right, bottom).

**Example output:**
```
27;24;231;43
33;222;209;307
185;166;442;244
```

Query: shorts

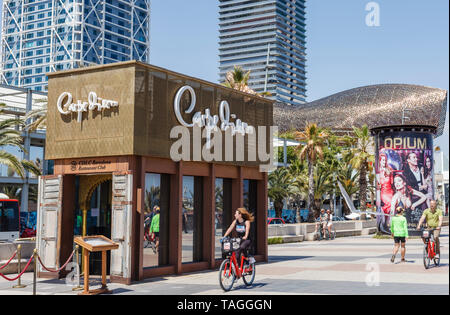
394;237;406;244
432;229;441;240
327;222;333;227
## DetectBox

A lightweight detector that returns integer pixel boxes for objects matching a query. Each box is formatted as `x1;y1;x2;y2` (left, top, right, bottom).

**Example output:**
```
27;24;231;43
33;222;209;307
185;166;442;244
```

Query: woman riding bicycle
222;208;254;263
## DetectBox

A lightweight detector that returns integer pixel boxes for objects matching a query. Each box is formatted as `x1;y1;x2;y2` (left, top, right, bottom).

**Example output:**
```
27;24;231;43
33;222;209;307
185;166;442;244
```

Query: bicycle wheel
219;259;235;292
423;246;430;269
434;256;440;266
242;259;256;286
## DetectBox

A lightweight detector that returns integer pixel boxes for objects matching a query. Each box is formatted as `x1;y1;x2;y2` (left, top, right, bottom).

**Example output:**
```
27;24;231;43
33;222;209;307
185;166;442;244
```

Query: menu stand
74;235;119;295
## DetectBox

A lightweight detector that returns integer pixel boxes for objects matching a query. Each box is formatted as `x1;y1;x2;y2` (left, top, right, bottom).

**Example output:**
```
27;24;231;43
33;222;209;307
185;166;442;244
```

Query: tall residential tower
1;0;151;92
219;0;307;106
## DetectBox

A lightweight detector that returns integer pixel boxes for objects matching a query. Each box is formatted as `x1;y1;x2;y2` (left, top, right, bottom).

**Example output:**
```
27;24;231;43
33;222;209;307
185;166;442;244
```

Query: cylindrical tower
371;125;437;235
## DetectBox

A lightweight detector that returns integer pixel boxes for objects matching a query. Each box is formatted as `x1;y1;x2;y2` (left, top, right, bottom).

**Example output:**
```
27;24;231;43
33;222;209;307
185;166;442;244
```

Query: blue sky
1;1;448;154
150;0;449;154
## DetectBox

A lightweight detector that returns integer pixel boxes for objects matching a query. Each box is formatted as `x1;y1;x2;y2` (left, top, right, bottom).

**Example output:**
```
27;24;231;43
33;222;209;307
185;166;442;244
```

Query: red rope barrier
37;249;75;273
0;255;34;282
0;251;17;271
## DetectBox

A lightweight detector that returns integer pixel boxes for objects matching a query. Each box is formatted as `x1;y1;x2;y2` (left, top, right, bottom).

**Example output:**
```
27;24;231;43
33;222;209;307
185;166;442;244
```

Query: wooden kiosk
74;236;119;295
37;61;272;284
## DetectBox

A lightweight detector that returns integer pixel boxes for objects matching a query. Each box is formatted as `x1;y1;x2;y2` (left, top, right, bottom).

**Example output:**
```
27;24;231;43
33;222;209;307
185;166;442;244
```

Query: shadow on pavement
232;282;268;291
38;279;65;285
394;260;416;264
426;263;448;269
268;256;313;263
110;288;134;294
130;276;169;286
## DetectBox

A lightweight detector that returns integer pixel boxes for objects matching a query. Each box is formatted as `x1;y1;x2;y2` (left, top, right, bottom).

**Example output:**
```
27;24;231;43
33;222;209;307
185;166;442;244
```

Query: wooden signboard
74;235;119;295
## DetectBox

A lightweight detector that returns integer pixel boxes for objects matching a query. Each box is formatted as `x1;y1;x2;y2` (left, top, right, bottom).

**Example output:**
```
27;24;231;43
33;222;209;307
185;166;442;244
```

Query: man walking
391;207;409;263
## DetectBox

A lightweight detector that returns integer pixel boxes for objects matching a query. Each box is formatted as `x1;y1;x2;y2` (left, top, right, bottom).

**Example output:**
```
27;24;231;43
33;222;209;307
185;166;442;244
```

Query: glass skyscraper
219;0;307;106
0;0;151;92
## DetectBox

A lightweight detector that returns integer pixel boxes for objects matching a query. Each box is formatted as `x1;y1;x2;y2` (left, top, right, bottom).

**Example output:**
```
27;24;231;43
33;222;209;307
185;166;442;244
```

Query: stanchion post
33;249;37;296
72;245;83;291
12;244;26;289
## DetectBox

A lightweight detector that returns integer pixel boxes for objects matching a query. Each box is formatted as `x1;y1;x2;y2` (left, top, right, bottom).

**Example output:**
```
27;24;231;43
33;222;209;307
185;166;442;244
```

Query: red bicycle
144;221;157;253
219;237;256;292
422;229;440;269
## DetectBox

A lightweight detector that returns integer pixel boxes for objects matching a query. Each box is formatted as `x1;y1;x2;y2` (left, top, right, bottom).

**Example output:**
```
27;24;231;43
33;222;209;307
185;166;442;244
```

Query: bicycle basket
422;230;430;239
222;239;232;254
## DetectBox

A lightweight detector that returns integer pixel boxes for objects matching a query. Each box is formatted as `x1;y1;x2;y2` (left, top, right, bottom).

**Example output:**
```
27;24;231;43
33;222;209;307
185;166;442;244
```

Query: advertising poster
376;131;434;233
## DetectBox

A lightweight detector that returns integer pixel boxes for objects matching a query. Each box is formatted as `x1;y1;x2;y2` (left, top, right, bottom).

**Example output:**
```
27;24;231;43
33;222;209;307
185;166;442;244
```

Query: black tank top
235;219;247;238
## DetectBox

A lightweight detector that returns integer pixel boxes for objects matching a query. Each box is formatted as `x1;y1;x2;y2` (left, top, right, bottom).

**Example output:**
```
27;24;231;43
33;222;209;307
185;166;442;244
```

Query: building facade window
244;179;258;255
143;173;170;269
215;178;233;260
182;176;203;264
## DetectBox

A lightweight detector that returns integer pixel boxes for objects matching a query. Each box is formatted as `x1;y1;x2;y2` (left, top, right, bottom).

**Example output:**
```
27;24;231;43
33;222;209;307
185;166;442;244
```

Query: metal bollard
72;245;83;291
33;249;37;296
12;244;26;289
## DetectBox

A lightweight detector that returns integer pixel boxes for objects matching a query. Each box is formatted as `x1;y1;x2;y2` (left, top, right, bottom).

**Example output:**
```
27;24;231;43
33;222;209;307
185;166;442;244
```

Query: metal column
20;88;32;212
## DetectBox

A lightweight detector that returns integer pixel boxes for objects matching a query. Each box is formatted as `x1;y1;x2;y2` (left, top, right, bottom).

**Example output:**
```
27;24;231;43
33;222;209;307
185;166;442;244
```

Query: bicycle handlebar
220;236;242;243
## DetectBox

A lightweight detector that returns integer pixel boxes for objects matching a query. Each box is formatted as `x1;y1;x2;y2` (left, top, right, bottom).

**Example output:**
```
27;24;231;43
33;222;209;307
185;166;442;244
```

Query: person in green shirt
417;200;443;258
149;207;160;253
390;207;409;263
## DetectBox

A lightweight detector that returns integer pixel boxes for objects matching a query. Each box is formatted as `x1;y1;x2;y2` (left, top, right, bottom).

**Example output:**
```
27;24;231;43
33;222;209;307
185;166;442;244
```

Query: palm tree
348;125;375;213
337;166;360;215
223;66;250;91
336;150;360;215
0;104;42;178
295;123;329;222
288;160;308;221
144;186;160;214
367;161;376;217
268;168;292;218
0;184;21;199
0;184;38;203
215;185;224;213
223;66;271;97
24;99;47;132
314;162;334;210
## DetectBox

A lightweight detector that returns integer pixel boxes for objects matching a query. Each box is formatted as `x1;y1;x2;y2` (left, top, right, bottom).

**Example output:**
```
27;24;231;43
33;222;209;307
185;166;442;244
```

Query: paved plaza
1;227;448;295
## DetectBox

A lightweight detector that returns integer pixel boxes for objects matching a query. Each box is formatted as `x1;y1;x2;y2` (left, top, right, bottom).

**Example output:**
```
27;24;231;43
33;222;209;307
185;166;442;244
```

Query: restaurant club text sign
66;158;116;174
57;91;119;123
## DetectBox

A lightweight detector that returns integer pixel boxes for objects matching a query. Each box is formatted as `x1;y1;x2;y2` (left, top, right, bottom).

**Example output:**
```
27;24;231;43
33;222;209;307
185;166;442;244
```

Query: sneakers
391;255;395;263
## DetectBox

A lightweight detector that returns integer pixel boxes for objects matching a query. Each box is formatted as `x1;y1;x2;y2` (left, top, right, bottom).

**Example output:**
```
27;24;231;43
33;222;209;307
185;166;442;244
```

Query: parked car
267;218;286;225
